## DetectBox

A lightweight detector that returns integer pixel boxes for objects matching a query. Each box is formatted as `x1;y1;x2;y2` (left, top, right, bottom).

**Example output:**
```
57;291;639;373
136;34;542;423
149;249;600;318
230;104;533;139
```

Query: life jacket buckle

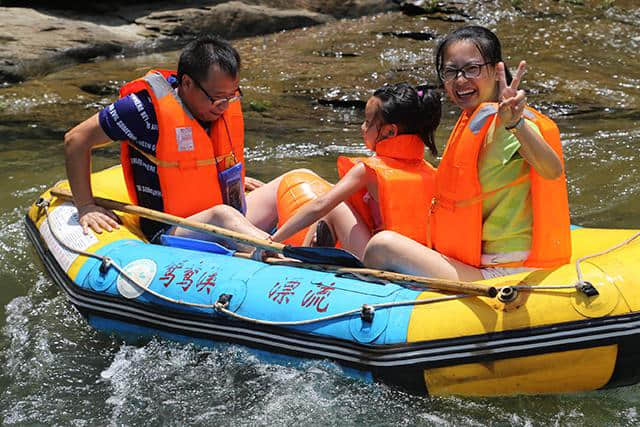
436;197;456;212
217;153;237;170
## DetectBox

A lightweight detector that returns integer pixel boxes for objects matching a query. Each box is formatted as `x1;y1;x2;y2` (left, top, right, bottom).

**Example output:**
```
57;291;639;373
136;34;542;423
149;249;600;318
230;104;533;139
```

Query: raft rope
212;294;472;326
511;231;640;295
36;198;640;325
38;199;216;310
36;198;473;324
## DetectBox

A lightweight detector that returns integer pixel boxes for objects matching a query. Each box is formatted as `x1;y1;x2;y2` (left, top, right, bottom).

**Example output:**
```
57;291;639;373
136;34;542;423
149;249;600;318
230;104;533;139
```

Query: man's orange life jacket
119;69;244;218
430;103;571;268
337;134;436;245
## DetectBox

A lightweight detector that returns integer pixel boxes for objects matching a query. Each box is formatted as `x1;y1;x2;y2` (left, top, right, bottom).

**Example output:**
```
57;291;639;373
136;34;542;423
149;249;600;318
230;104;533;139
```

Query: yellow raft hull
28;166;640;396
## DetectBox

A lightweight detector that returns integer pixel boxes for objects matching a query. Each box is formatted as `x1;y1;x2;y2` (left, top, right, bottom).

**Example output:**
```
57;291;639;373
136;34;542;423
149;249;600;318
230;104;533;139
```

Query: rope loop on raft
504;231;640;297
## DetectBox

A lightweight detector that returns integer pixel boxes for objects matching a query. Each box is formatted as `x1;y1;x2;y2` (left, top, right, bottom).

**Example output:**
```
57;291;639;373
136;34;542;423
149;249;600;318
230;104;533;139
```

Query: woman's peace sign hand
497;60;527;128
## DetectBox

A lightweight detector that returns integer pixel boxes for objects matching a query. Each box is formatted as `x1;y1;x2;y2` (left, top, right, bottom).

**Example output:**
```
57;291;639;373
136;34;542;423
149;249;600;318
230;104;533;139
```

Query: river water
1;1;640;424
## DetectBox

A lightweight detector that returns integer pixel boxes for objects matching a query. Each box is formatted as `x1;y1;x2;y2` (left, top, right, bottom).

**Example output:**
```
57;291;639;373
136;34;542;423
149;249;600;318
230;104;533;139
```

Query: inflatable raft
25;166;640;396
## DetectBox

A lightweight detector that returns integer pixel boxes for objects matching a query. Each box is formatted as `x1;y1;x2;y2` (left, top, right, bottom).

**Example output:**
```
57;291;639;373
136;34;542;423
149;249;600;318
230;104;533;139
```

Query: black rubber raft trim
25;215;640;392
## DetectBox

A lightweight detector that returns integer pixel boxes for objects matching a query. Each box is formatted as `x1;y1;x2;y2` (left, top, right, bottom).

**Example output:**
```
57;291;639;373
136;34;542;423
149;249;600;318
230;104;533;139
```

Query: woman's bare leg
362;230;483;281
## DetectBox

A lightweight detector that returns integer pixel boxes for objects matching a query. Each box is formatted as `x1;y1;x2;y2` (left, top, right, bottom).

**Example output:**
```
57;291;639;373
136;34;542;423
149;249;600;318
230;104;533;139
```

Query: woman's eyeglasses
439;62;493;82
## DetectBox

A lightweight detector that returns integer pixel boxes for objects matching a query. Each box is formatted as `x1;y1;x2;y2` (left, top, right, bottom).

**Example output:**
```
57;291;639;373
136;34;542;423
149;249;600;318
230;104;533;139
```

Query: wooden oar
50;188;363;268
50;188;497;297
235;254;498;297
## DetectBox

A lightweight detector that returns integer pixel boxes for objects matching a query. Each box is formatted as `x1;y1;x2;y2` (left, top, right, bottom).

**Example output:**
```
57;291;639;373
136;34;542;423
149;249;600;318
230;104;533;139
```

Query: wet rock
0;1;397;84
394;0;471;19
380;31;437;41
135;1;333;39
314;51;361;57
0;7;143;84
79;81;126;96
64;43;124;62
317;99;366;109
302;0;396;19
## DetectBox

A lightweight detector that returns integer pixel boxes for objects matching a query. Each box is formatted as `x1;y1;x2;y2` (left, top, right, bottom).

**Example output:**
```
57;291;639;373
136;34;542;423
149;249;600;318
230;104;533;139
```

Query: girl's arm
270;163;368;243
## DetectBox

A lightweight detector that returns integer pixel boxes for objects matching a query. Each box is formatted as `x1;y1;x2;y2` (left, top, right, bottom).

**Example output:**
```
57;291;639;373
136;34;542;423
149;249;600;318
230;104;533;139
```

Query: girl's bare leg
302;202;371;259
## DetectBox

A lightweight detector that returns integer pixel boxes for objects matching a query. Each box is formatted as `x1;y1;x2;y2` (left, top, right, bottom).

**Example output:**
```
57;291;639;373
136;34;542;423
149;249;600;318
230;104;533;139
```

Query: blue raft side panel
73;240;418;346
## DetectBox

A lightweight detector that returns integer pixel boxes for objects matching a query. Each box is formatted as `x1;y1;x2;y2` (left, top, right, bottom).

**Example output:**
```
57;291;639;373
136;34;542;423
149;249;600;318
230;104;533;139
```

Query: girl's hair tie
417;90;424;97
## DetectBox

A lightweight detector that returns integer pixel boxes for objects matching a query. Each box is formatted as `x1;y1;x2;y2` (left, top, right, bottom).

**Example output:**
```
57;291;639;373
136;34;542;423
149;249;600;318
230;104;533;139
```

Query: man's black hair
178;35;241;82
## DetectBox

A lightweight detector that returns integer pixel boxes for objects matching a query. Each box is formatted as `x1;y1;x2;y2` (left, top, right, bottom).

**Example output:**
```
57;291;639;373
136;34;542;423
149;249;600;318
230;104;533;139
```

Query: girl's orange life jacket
430;102;571;268
118;69;244;218
336;134;436;245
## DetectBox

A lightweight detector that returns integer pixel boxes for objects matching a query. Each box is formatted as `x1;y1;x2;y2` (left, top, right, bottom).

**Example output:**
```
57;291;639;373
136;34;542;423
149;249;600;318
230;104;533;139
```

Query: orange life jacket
337;134;436;245
119;69;244;218
430;102;571;268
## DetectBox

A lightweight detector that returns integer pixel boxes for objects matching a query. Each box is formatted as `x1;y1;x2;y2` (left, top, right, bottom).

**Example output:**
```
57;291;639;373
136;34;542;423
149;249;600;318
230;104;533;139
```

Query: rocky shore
0;0;399;84
0;0;475;85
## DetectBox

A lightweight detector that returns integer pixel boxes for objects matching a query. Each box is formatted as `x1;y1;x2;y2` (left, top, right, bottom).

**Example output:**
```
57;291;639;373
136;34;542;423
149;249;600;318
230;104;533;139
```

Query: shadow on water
1;1;640;424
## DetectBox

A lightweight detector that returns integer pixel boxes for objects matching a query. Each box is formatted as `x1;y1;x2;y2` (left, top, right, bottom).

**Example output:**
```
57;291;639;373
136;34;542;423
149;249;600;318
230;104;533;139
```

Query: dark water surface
2;1;640;424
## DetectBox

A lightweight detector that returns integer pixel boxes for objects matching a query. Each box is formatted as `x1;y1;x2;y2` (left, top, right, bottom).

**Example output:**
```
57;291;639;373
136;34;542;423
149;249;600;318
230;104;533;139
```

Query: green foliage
248;100;271;113
599;0;615;9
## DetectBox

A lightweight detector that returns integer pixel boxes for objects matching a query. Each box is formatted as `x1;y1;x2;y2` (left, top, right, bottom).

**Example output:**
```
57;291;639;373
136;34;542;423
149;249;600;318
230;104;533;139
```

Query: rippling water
2;1;640;424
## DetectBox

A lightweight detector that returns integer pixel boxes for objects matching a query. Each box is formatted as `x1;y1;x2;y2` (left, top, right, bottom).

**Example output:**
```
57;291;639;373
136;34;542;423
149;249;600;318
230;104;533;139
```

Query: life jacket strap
455;174;530;208
433;174;530;212
126;141;216;169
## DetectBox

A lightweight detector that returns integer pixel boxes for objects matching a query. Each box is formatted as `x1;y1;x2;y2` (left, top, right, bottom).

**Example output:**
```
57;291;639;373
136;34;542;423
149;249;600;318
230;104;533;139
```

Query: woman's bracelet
504;117;525;133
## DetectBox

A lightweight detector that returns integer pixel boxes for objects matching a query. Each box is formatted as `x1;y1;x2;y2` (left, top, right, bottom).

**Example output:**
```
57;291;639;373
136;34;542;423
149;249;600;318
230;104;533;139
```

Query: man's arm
64;113;120;234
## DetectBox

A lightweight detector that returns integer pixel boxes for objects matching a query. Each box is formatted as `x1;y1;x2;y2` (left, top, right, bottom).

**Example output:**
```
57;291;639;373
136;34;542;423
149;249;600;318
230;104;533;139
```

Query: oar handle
50;188;286;254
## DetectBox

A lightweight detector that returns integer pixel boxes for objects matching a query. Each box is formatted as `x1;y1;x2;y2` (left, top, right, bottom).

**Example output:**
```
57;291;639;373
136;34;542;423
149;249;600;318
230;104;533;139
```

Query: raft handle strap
576;281;599;297
360;304;375;323
215;294;233;311
99;257;113;275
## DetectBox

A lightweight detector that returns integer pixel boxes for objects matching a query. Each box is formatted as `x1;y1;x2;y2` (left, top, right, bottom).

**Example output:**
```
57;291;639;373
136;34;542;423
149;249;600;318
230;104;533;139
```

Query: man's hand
244;176;265;192
77;203;120;234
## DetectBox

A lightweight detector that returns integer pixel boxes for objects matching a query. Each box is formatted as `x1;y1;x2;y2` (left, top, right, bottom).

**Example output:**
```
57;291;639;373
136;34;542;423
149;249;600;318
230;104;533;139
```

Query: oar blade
283;245;364;268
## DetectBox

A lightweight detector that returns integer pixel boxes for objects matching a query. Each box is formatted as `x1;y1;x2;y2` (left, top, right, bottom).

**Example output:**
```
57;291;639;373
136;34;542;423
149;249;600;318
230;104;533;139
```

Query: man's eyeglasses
439;62;493;82
187;74;243;109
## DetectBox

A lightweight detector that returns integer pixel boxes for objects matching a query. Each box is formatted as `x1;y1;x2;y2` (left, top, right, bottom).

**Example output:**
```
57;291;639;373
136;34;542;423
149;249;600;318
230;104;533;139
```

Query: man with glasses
64;35;274;244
